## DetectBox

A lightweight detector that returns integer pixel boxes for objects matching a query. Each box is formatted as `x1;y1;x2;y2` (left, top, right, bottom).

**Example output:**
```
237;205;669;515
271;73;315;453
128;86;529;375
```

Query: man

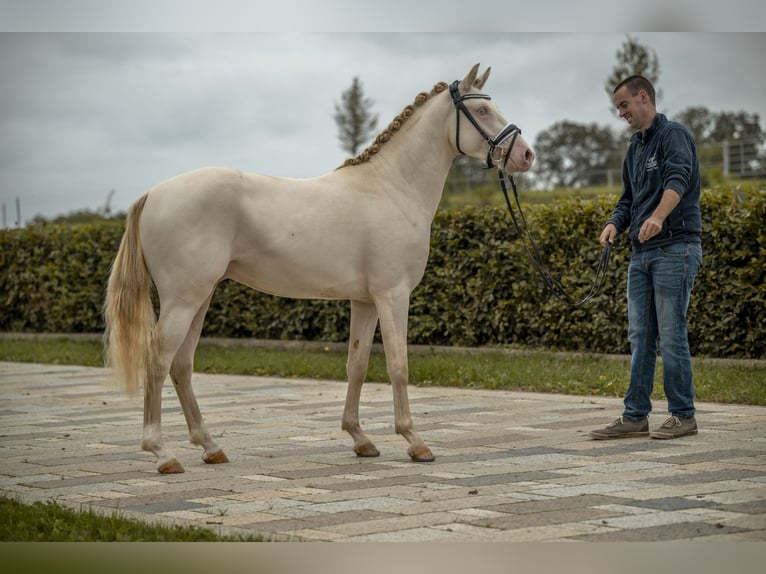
590;75;703;440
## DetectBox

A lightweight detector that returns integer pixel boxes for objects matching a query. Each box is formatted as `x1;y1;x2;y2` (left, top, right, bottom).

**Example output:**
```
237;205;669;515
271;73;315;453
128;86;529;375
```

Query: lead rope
497;170;613;305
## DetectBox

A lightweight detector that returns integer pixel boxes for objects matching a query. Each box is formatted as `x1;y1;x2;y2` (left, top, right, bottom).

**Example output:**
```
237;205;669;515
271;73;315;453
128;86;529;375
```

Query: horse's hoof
204;450;229;465
158;459;186;474
408;446;435;463
354;443;380;458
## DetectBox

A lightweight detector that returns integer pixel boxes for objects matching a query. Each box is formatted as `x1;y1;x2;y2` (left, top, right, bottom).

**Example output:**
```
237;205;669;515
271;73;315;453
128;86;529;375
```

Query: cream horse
104;64;535;474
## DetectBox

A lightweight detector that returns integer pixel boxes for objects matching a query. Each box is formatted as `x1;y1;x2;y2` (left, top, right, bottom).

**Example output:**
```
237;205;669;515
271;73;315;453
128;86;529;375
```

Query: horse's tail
103;193;157;397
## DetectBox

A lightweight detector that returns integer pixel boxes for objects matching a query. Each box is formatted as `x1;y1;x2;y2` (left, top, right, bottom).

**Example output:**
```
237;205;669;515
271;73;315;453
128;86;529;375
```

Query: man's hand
638;189;680;243
638;216;664;243
600;223;617;247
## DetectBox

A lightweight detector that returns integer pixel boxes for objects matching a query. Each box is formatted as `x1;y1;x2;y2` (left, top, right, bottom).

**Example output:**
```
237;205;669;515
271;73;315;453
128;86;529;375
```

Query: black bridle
450;79;612;306
449;80;521;170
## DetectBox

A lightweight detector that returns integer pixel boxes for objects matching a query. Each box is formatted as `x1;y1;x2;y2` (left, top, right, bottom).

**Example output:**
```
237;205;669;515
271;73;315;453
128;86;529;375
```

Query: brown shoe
650;416;698;439
589;416;649;440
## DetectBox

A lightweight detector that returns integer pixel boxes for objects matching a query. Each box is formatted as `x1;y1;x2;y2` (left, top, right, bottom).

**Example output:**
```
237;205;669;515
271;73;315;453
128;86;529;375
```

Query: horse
104;63;535;474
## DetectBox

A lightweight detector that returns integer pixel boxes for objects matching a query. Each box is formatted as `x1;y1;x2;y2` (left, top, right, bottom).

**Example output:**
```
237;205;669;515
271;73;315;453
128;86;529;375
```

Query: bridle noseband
449;79;612;306
449;80;521;171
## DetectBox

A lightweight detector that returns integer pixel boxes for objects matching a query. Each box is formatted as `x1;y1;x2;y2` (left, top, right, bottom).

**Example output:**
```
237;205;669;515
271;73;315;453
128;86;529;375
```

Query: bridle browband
449;80;521;170
449;79;612;306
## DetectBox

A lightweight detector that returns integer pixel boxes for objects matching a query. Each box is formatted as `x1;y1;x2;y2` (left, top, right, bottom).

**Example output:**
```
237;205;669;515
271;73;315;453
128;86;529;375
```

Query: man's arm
637;188;681;243
601;160;633;246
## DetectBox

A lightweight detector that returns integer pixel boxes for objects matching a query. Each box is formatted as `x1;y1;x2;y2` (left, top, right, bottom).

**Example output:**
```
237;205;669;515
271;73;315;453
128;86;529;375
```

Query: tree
333;77;378;156
531;121;622;189
604;34;662;108
672;106;717;143
674;106;765;180
708;111;763;142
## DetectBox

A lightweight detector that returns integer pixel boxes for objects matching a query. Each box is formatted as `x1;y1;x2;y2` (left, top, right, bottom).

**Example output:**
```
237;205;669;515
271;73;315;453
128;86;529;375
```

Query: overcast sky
1;7;765;223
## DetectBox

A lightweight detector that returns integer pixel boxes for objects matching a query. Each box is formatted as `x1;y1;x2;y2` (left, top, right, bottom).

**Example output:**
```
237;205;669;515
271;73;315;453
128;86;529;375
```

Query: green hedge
2;185;764;358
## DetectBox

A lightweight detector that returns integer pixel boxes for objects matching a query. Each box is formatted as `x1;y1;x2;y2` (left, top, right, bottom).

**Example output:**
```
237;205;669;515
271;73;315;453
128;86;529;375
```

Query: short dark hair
614;75;656;106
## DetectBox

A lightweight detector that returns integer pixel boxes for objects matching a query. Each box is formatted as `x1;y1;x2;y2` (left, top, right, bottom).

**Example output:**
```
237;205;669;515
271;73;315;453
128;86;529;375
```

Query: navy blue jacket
606;113;702;252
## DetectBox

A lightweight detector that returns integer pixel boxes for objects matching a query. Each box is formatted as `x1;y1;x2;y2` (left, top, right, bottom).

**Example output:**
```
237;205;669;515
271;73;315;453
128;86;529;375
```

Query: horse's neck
362;95;456;219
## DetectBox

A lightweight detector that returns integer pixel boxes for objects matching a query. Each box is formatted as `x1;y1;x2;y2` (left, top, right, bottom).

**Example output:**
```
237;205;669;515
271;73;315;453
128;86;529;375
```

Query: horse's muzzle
501;138;535;173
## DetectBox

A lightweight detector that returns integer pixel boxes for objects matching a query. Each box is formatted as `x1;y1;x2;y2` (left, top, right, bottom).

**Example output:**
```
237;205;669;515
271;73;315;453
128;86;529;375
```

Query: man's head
613;75;657;132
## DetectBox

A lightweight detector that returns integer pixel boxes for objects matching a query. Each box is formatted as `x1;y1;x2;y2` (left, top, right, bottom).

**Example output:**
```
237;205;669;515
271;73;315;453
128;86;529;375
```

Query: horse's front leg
376;291;435;462
342;300;380;457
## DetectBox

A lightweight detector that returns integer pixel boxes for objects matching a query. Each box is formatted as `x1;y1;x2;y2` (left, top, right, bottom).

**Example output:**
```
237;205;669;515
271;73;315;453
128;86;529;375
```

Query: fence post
722;140;730;177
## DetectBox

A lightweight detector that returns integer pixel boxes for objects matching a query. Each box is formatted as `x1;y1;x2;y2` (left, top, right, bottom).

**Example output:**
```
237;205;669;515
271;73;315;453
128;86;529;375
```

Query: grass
0;495;264;541
439;181;620;210
1;335;764;405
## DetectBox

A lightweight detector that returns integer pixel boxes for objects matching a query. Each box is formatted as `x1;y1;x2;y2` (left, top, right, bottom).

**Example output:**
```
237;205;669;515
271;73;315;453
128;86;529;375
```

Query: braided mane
337;81;449;169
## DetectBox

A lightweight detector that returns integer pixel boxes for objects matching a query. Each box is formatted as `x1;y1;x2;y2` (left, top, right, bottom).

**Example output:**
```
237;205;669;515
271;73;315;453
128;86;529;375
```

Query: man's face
613;86;652;132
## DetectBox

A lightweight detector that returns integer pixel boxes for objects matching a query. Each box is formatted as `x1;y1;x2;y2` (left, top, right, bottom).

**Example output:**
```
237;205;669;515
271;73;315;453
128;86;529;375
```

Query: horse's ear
459;63;481;93
474;66;491;89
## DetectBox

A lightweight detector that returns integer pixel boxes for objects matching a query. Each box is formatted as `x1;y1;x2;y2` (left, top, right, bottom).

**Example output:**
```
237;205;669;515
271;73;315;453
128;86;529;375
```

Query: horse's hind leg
142;298;210;474
143;372;185;474
342;300;380;457
169;293;228;466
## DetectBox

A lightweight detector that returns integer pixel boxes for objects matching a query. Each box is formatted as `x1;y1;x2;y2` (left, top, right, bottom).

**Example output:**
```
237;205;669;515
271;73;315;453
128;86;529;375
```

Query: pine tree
333;77;378;156
605;34;662;107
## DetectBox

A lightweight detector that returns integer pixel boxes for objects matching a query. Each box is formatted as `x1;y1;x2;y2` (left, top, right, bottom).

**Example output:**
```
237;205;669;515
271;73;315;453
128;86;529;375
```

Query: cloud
1;31;765;223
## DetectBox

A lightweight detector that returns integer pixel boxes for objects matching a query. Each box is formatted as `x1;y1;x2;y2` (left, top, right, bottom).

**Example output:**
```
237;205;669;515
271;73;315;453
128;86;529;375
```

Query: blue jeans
623;241;702;421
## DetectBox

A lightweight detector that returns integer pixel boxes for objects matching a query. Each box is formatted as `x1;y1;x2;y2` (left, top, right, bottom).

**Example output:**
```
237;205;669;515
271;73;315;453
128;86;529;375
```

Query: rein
497;171;613;306
450;79;613;306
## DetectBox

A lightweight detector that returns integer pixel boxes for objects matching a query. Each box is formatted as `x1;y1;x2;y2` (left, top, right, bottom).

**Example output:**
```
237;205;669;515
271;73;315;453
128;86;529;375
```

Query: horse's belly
226;230;431;302
225;254;373;301
227;211;430;301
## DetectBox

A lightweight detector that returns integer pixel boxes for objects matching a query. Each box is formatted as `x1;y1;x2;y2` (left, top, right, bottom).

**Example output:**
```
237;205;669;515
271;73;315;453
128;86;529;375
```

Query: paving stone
644;449;757;465
488;494;624;514
706;498;766;513
643;468;766;485
122;500;211;513
572;521;747;541
472;506;620;530
489;521;613;542
240;509;391;533
342;526;465;542
2;360;765;542
627;497;713;511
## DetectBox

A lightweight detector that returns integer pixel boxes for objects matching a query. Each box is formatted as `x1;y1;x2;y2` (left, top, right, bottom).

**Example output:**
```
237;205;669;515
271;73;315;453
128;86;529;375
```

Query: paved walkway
1;361;765;542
